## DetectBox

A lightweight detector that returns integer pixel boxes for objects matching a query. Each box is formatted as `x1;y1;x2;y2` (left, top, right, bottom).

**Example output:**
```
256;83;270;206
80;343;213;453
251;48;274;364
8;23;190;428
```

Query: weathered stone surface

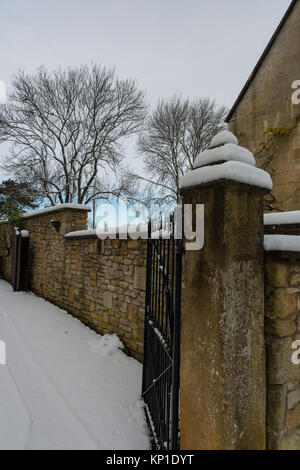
286;402;300;430
288;389;300;410
267;385;288;431
266;336;300;385
103;291;113;309
265;290;297;320
180;181;266;450
265;257;300;450
290;273;300;288
133;266;146;291
265;263;289;288
265;317;297;337
268;429;300;450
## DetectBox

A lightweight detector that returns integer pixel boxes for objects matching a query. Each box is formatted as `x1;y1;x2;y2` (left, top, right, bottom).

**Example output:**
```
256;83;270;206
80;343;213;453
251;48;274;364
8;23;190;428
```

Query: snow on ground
0;280;150;450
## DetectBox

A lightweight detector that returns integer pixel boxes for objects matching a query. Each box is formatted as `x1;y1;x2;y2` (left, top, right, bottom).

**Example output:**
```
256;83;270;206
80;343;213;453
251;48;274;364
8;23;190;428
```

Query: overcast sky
0;0;293;168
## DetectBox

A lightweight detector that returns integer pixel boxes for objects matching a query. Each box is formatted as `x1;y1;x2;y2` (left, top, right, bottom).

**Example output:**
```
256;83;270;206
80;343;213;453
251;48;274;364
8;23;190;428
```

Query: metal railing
142;226;183;450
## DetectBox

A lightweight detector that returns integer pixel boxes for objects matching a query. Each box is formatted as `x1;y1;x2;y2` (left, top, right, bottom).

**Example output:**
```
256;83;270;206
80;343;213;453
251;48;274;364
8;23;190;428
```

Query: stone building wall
228;0;300;211
0;206;146;361
265;255;300;449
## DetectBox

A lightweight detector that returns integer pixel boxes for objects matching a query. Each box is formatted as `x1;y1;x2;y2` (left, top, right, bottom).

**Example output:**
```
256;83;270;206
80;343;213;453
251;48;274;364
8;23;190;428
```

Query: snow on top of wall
194;143;255;169
210;130;238;148
64;229;97;238
20;230;29;238
264;235;300;253
97;225;149;239
180;161;273;191
65;225;172;239
65;225;151;239
23;203;91;218
264;211;300;226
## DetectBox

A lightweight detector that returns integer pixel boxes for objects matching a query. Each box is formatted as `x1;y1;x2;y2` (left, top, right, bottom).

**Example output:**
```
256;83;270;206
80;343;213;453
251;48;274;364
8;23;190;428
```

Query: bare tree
0;65;146;204
136;95;227;203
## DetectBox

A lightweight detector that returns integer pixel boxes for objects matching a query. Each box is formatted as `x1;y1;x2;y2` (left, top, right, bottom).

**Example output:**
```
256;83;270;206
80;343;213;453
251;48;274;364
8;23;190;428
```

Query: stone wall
62;237;146;360
0;223;12;282
1;202;300;448
0;206;146;361
228;0;300;212
265;254;300;449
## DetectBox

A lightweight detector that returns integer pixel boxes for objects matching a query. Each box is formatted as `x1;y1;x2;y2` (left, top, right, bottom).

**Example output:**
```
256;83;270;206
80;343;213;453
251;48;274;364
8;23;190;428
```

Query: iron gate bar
142;223;183;450
171;238;183;449
11;233;29;292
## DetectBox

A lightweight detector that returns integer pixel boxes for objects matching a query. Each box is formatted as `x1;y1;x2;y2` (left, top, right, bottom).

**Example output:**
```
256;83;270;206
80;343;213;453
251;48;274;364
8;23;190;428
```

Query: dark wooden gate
142;231;183;450
11;232;29;292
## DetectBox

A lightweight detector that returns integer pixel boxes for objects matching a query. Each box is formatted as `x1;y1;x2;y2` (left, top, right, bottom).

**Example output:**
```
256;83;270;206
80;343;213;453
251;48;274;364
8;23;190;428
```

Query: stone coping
64;232;149;241
64;229;98;240
264;251;300;261
264;224;300;235
22;203;91;220
180;178;270;195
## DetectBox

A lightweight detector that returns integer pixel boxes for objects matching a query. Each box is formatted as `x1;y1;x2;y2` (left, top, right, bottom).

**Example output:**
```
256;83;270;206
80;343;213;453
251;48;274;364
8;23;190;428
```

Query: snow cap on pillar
180;130;273;191
193;130;255;169
210;130;238;148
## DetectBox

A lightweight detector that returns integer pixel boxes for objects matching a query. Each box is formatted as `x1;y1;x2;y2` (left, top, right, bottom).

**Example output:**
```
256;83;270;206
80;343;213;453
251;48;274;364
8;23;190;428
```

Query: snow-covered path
0;281;150;450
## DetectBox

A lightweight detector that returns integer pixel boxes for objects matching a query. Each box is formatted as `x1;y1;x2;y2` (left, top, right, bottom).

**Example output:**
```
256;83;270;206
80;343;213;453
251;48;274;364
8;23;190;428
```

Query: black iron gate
11;232;29;292
142;230;183;450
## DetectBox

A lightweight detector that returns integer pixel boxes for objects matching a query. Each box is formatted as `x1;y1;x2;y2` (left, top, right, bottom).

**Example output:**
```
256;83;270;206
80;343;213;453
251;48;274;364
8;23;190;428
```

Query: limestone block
133;266;146;291
290;273;300;288
265;316;297;337
265;263;289;288
89;268;97;281
288;389;300;410
267;385;288;431
268;429;300;450
103;291;113;309
265;289;297;320
266;335;300;385
286;402;300;431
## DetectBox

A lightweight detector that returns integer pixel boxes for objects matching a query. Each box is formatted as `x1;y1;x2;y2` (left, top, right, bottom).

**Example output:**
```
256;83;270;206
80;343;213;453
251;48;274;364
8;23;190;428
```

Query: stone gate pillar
179;131;272;450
